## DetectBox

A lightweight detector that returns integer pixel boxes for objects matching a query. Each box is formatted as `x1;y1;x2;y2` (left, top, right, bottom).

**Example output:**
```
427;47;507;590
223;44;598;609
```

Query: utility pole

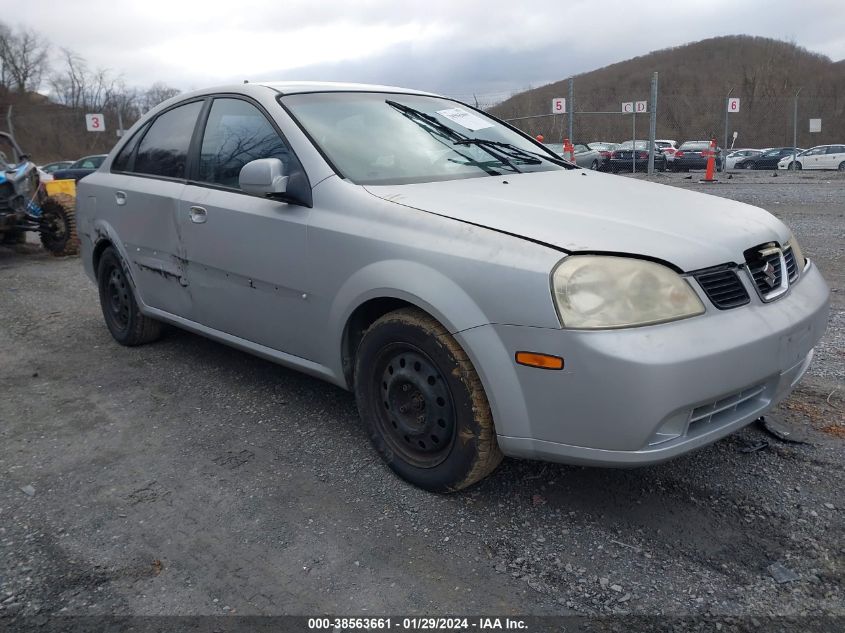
567;77;574;142
724;87;734;151
648;72;658;175
792;88;801;169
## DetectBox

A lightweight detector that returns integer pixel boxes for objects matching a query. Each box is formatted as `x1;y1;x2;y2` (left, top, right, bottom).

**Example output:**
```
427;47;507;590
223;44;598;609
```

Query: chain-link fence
488;75;844;170
0;101;138;163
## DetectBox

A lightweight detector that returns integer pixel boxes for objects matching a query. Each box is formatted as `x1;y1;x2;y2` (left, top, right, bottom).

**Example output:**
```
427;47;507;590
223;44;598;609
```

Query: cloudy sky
11;0;845;100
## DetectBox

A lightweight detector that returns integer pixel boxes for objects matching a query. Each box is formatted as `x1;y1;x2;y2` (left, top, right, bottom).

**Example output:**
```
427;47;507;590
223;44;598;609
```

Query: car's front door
802;147;824;169
177;96;312;358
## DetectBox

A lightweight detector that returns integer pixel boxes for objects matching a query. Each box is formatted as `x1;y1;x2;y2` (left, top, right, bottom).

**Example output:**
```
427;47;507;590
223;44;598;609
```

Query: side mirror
239;158;288;198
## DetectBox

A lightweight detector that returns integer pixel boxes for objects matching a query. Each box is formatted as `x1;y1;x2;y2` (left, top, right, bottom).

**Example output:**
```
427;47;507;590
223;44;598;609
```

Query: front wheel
590;159;599;170
839;161;845;171
354;308;502;492
97;247;163;346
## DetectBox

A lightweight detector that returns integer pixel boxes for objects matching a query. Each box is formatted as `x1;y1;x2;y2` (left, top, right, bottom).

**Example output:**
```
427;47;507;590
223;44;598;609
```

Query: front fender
324;259;491;380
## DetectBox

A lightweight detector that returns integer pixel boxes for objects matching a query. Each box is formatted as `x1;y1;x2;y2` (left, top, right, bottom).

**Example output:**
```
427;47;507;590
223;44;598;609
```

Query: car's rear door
107;99;204;318
177;96;312;358
824;145;845;169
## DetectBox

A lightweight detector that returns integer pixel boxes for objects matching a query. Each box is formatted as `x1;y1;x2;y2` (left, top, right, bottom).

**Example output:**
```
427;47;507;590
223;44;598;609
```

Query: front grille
783;247;799;282
745;244;785;300
688;383;767;431
693;267;749;309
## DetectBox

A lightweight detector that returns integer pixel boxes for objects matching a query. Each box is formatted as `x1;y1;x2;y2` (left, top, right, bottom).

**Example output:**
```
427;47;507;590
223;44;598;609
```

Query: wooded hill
490;36;845;148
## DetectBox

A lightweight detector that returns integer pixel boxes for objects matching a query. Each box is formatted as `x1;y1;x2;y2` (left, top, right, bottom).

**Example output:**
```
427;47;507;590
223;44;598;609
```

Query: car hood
365;170;791;271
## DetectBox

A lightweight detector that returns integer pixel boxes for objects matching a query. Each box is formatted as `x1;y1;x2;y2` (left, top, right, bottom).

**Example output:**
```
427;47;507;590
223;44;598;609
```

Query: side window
134;101;203;178
198;98;295;189
828;146;845;154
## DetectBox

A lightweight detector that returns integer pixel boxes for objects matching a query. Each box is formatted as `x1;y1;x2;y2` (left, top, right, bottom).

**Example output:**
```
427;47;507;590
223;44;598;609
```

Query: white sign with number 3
551;98;566;114
86;113;105;132
727;97;740;112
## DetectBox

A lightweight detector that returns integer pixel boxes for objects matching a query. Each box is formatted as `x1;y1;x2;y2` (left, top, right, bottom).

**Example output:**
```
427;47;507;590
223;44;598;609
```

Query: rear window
134;101;203;179
680;142;709;150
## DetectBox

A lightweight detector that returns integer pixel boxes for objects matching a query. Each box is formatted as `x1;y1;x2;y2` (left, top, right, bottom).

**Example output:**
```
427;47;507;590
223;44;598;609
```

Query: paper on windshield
436;108;493;132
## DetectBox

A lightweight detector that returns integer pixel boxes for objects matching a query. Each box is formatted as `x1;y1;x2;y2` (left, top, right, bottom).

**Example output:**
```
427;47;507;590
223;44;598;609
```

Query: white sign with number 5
86;113;106;132
551;98;566;114
727;97;740;112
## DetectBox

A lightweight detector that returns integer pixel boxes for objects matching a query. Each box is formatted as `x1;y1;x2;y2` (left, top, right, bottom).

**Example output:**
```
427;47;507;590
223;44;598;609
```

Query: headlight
551;256;705;329
787;234;806;270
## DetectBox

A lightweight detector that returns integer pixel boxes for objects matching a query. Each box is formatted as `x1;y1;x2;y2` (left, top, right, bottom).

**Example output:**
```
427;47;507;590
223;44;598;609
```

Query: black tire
789;161;801;170
96;247;162;346
590;159;599;170
39;194;79;256
354;308;502;492
839;161;845;172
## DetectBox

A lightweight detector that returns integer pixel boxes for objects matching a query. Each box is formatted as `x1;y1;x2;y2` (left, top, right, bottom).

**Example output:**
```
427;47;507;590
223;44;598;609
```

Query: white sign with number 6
551;98;566;114
86;113;106;132
727;97;740;112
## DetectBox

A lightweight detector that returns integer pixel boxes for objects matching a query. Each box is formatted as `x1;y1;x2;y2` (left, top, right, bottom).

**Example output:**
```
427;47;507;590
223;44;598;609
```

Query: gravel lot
1;170;842;624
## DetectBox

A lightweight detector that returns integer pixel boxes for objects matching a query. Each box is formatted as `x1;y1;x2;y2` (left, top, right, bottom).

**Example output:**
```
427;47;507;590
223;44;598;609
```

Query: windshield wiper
455;139;573;168
385;100;520;174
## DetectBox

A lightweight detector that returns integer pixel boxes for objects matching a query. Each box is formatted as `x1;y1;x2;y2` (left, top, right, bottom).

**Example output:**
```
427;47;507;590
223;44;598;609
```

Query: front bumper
456;262;829;466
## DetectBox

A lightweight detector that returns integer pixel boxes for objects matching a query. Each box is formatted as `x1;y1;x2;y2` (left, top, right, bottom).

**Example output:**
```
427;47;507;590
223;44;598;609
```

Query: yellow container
45;179;77;198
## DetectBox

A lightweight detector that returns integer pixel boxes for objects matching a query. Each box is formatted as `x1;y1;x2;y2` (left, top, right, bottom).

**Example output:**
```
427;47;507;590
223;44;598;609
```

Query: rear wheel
96;247;162;346
354;308;502;492
39;194;78;256
838;161;845;171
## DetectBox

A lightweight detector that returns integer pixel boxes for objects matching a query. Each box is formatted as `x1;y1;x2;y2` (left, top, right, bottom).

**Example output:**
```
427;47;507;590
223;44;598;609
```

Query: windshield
281;92;566;185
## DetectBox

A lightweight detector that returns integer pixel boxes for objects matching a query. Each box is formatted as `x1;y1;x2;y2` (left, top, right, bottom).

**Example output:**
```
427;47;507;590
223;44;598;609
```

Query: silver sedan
76;82;830;492
545;142;604;169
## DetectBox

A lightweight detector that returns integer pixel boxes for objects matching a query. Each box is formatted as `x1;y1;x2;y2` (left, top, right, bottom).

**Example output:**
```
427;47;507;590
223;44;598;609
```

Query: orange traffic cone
701;138;718;183
563;138;575;163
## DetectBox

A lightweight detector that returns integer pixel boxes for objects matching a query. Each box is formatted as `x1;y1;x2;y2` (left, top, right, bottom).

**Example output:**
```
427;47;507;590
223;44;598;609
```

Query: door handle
115;191;127;206
189;206;208;224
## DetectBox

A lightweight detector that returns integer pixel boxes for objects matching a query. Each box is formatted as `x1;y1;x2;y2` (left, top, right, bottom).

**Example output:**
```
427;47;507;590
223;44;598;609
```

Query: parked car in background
734;147;801;170
75;81;829;491
778;145;845;171
609;140;667;172
586;142;618;171
40;160;74;173
544;143;604;170
724;149;762;170
50;154;108;182
655;139;678;157
573;143;603;170
671;141;723;172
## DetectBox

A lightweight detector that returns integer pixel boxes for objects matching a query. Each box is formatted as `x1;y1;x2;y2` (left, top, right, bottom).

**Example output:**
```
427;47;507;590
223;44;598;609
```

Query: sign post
85;114;106;132
622;102;647;173
552;98;565;147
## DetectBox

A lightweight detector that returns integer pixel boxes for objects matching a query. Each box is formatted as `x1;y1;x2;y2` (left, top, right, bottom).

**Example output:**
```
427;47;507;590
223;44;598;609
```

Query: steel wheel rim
105;265;131;330
372;344;456;468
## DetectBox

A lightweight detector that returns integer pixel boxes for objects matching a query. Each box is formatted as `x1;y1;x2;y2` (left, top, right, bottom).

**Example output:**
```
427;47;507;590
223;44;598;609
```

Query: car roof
256;81;438;96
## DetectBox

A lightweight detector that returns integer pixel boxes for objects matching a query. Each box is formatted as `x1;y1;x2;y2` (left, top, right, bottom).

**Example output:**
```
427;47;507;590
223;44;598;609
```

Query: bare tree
0;24;50;93
140;82;181;113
